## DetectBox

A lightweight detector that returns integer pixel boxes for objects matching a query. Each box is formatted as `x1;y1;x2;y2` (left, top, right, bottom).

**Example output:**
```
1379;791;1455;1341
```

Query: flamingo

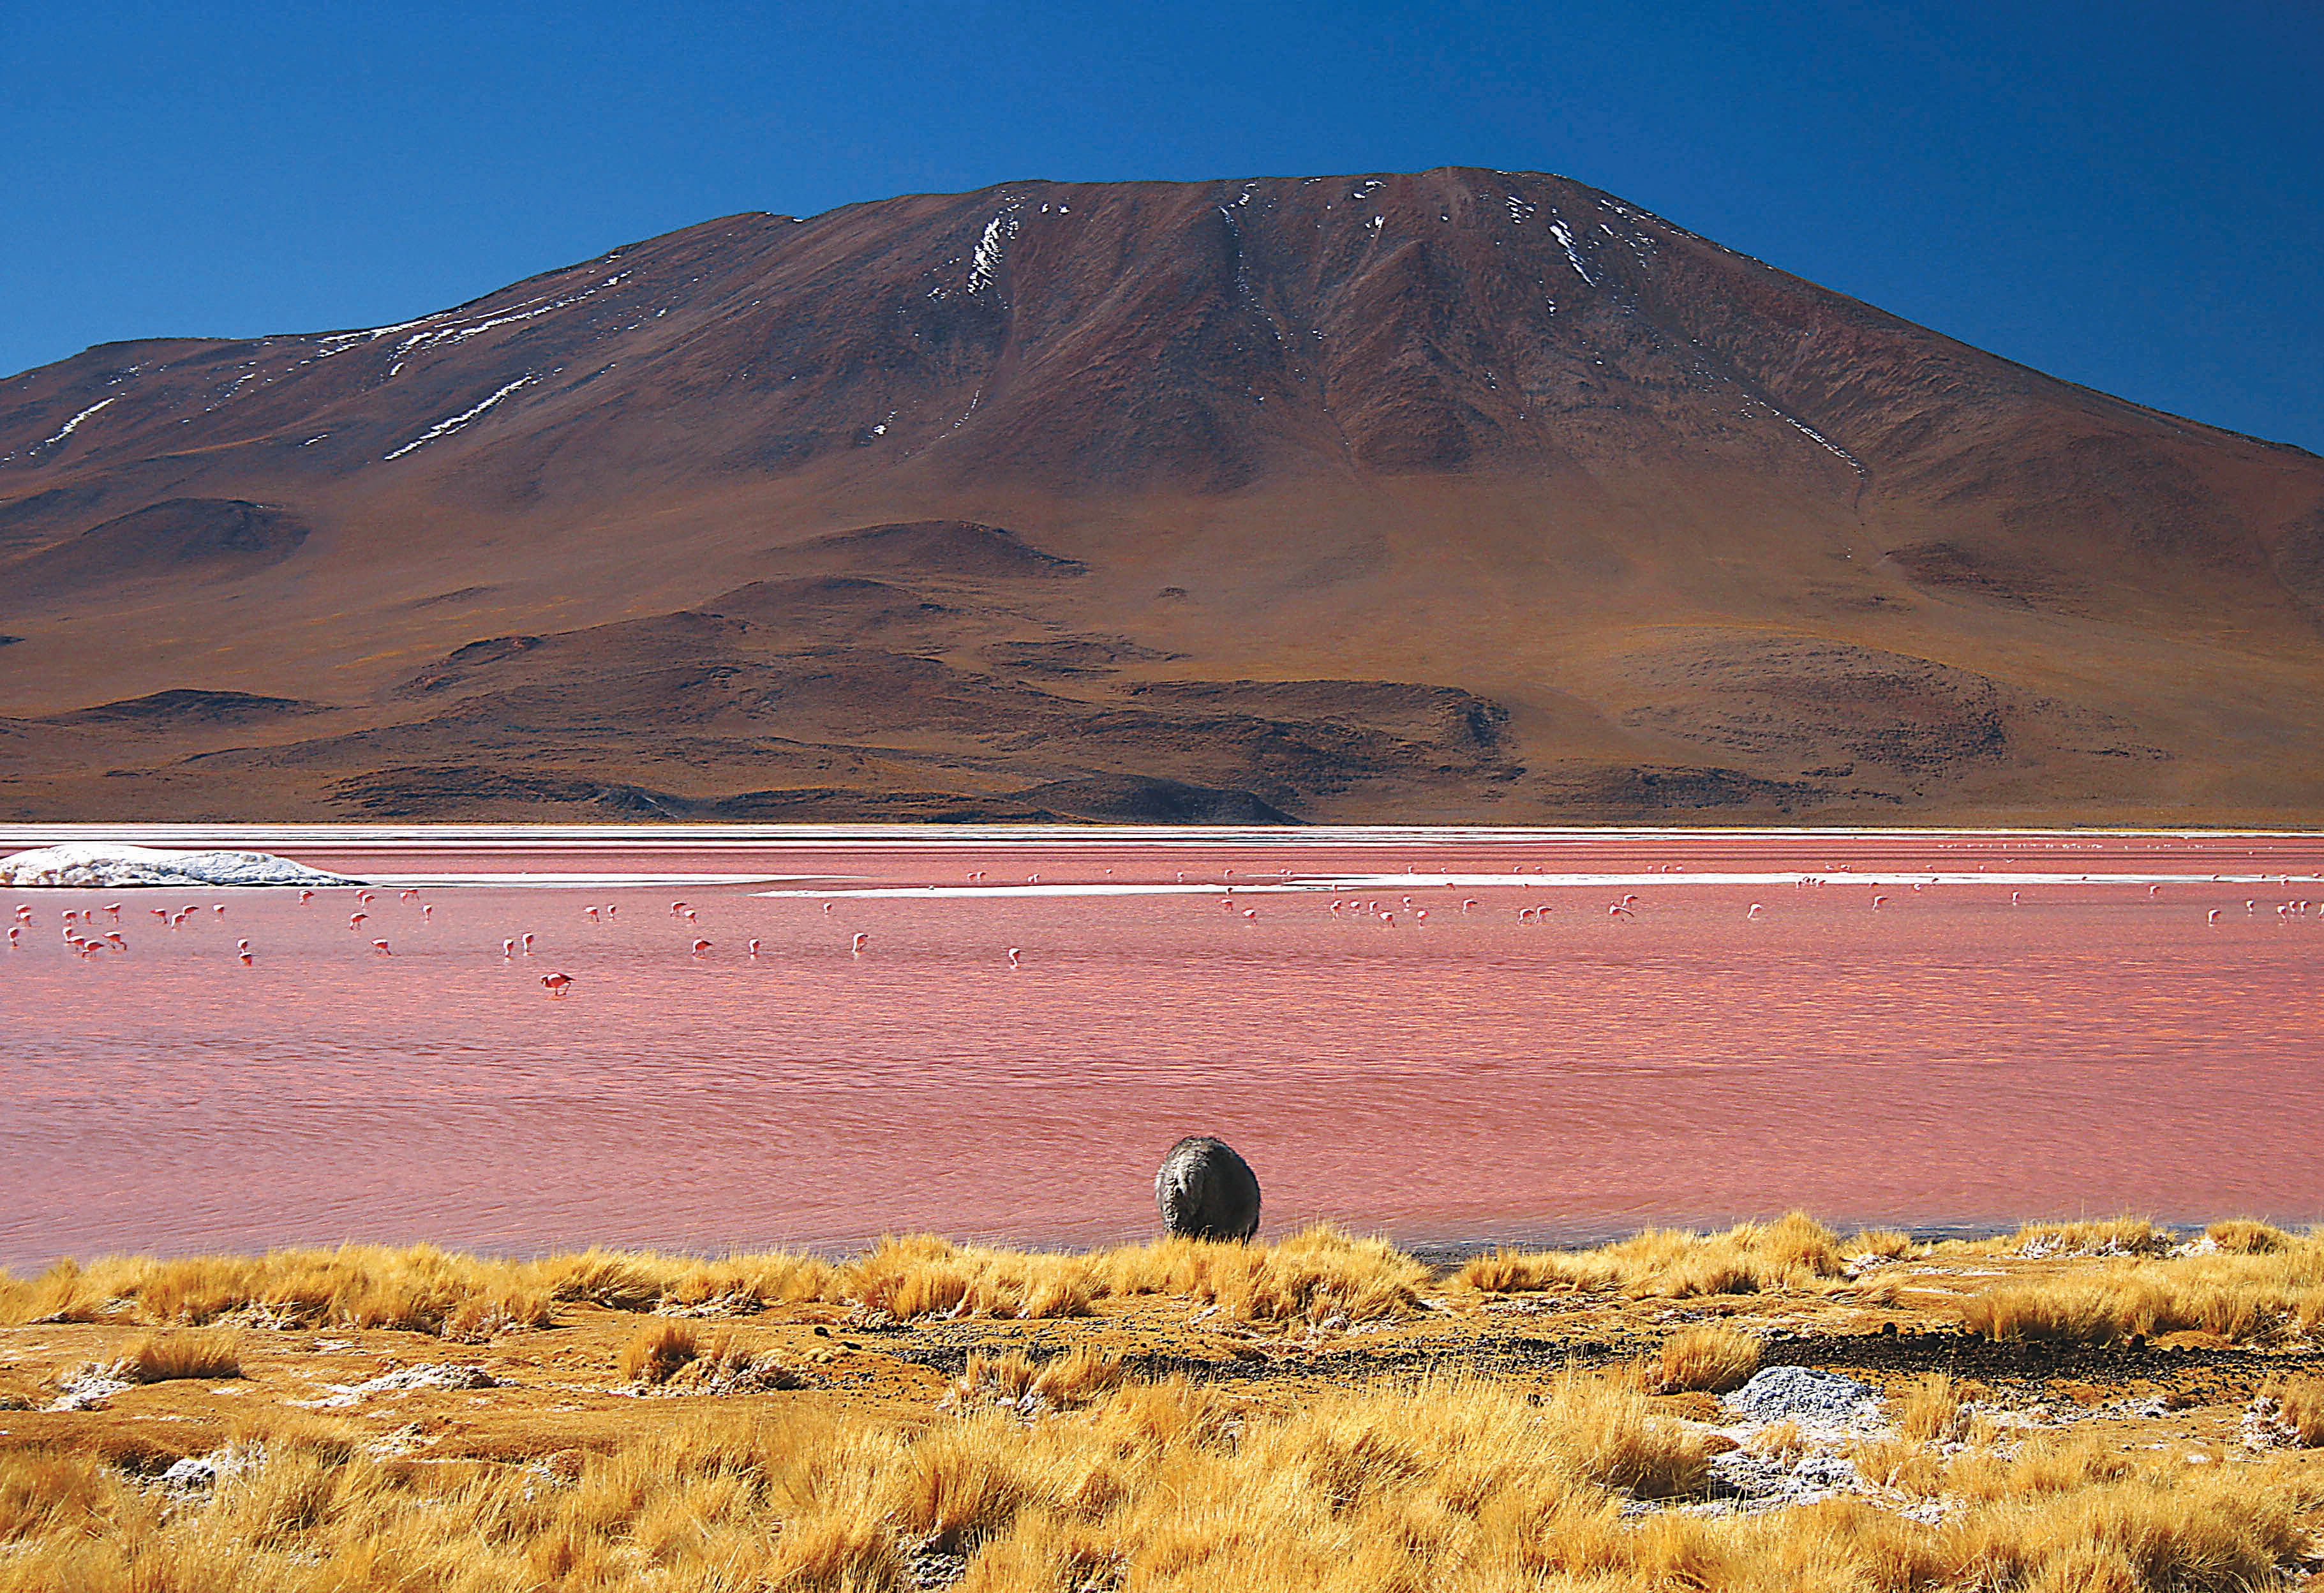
2208;909;2222;925
502;939;516;959
103;904;121;922
212;903;225;916
1872;895;1889;911
851;932;869;955
1007;946;1021;969
399;889;418;902
1414;909;1428;922
357;891;375;905
237;939;253;966
748;939;761;957
1608;904;1634;919
604;904;617;918
103;932;125;950
2150;885;2161;897
4;927;15;948
521;933;535;954
585;906;599;922
1378;912;1396;927
1462;899;1479;913
690;938;713;955
670;901;689;916
350;913;368;931
1242;908;1257;921
299;889;314;904
421;904;432;922
1748;904;1765;920
2009;892;2021;907
149;908;168;923
683;908;697;923
822;902;833;915
370;939;392;955
540;971;574;995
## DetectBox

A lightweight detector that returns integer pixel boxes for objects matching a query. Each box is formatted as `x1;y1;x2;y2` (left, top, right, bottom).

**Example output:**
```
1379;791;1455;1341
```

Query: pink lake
3;826;2321;1270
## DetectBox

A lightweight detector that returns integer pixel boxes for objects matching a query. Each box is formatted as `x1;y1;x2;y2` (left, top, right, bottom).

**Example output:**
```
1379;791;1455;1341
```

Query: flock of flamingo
11;853;2319;1006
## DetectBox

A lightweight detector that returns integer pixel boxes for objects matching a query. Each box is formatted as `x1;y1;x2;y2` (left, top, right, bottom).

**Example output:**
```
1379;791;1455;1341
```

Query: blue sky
5;1;2318;447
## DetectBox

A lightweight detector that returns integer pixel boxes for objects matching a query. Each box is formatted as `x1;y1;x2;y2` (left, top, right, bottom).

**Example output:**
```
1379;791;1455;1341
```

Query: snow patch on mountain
383;375;538;461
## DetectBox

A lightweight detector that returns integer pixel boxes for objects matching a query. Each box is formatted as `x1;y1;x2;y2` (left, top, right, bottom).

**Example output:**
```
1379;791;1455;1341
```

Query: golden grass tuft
2254;1374;2324;1446
1654;1325;1760;1393
113;1329;241;1383
2207;1218;2292;1253
1956;1231;2324;1343
948;1346;1128;1413
1840;1228;1914;1260
1458;1212;1849;1300
1893;1372;1971;1443
2007;1217;2173;1258
618;1320;699;1385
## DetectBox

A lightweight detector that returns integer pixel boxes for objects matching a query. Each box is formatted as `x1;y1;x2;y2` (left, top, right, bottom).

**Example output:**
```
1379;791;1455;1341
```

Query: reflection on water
3;829;2321;1268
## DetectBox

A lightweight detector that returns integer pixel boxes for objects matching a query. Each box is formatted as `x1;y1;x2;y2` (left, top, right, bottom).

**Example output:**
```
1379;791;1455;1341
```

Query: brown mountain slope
1;167;2320;823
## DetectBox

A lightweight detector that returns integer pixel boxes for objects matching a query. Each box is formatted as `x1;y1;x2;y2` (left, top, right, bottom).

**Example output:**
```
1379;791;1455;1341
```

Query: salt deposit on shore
0;842;357;888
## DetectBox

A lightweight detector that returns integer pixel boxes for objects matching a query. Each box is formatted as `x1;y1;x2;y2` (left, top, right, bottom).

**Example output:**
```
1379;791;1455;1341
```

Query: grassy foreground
6;1216;2324;1590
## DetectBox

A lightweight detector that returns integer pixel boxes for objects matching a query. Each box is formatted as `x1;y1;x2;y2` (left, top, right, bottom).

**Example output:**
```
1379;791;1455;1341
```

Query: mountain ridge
3;167;2321;824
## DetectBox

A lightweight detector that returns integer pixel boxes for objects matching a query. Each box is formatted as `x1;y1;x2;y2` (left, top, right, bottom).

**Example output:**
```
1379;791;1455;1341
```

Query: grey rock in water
1155;1135;1261;1241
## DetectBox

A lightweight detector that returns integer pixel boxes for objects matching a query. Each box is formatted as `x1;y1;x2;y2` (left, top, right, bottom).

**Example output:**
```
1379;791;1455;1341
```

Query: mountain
4;167;2321;824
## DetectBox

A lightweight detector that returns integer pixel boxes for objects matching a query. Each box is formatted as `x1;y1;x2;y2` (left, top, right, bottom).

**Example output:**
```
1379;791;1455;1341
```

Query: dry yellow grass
111;1329;241;1384
2006;1217;2174;1258
616;1319;700;1384
947;1345;1128;1413
0;1225;1421;1338
1893;1372;1972;1443
2209;1218;2294;1253
2254;1374;2324;1447
1457;1212;1849;1299
1955;1233;2324;1344
1;1363;2314;1592
1654;1324;1761;1393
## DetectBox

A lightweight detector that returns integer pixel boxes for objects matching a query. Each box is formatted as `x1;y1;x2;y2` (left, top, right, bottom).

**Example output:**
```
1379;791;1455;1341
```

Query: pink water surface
3;828;2321;1269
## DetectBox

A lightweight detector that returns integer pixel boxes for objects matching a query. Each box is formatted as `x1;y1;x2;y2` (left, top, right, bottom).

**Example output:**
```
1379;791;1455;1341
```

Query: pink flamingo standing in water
502;939;516;959
521;933;535;954
851;932;869;955
237;939;253;966
1007;946;1021;968
690;939;713;955
370;939;392;956
540;971;573;996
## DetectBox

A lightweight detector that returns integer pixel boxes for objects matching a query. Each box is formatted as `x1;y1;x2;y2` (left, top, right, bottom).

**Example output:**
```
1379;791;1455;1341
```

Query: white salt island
0;842;358;888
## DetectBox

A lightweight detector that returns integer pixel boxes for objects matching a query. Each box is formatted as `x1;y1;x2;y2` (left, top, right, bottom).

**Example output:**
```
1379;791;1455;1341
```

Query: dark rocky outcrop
1156;1137;1262;1242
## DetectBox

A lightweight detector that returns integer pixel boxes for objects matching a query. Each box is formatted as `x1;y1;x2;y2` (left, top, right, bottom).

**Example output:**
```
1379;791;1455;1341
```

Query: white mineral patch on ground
0;843;358;889
298;1363;502;1408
